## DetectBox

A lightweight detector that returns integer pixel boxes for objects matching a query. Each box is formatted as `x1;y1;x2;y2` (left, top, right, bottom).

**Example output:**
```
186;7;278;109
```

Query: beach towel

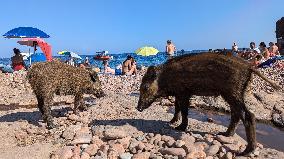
257;57;278;68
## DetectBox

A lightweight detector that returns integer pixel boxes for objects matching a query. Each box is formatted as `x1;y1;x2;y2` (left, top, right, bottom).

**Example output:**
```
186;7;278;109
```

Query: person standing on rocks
166;40;176;59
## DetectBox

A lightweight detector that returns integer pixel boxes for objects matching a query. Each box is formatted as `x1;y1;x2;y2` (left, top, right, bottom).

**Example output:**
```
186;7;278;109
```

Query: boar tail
251;68;281;90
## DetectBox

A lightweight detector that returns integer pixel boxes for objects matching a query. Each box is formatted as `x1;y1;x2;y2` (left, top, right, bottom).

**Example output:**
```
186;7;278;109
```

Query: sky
0;0;283;57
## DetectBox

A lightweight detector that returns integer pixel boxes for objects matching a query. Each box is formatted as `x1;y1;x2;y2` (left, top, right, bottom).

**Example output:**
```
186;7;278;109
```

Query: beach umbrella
3;27;50;65
3;27;50;38
17;38;52;62
135;46;159;56
58;51;82;59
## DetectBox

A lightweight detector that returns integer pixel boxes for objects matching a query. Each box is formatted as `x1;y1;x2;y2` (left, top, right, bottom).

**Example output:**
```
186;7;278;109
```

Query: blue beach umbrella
3;27;50;38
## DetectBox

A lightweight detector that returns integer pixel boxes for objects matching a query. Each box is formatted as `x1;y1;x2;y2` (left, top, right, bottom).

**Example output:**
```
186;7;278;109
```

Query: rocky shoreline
0;66;283;159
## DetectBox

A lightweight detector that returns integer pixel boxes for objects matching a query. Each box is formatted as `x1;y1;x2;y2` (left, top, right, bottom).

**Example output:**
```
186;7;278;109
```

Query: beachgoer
11;48;26;71
231;42;238;56
251;54;263;68
259;42;270;60
268;42;279;57
103;60;115;74
83;57;91;67
122;55;137;75
166;40;176;59
67;55;75;66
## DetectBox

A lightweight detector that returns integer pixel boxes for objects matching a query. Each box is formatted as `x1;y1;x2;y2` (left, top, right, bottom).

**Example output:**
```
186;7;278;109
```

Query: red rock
71;154;80;159
182;143;196;154
161;135;174;142
56;146;73;159
110;143;125;155
103;128;127;139
91;136;104;147
206;144;220;156
132;152;151;159
73;146;81;156
186;151;206;159
117;136;131;149
100;144;109;154
159;148;186;158
84;144;99;156
216;135;234;144
68;114;79;121
80;152;90;159
107;150;119;159
223;144;241;152
180;133;196;145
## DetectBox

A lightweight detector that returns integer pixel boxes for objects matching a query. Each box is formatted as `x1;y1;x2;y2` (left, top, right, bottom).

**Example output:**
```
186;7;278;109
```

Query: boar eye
145;84;150;89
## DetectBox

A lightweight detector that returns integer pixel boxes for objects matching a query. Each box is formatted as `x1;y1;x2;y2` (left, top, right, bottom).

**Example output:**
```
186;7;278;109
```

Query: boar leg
43;96;55;129
36;95;44;115
74;94;87;114
220;98;241;136
175;96;189;131
170;99;182;125
240;106;256;155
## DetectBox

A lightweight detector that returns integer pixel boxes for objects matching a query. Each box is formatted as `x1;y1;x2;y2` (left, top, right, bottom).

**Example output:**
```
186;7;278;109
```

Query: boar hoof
175;125;187;131
79;105;88;111
238;147;255;156
169;119;179;126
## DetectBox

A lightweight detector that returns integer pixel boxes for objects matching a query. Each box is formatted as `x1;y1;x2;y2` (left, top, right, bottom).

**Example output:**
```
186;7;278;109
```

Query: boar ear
89;71;98;82
147;66;157;79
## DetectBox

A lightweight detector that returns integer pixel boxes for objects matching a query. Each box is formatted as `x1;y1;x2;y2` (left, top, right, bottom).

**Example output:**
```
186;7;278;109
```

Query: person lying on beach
251;54;263;68
122;55;137;75
11;48;26;71
103;60;115;74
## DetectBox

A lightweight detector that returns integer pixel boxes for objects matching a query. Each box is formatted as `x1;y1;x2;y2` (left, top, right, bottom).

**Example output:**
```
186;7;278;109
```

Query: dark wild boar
27;61;105;129
137;53;281;155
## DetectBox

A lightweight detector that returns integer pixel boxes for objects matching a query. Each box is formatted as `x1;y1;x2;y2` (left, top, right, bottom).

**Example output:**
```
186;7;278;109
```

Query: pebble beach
0;64;283;159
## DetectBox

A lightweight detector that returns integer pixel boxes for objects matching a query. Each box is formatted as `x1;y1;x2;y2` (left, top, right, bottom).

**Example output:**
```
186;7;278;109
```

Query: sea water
0;51;206;69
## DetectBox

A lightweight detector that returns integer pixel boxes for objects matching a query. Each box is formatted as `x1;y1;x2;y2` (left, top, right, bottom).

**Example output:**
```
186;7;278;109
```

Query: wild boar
27;61;105;129
137;53;281;155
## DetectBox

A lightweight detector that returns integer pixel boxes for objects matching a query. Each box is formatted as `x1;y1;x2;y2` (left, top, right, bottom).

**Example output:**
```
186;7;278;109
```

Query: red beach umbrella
17;38;52;61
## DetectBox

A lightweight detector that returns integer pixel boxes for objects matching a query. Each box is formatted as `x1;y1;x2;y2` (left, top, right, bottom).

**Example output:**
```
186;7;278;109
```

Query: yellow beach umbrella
135;46;159;56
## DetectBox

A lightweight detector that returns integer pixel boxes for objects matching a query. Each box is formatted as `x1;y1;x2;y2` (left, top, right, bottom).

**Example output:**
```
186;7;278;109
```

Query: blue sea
0;50;207;70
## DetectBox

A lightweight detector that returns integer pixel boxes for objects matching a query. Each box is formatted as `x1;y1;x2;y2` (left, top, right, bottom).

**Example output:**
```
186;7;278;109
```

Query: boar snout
137;99;145;112
136;107;144;112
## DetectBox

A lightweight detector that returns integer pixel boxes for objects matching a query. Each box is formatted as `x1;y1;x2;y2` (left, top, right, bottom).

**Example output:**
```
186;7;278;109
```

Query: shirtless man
269;42;279;57
166;40;176;59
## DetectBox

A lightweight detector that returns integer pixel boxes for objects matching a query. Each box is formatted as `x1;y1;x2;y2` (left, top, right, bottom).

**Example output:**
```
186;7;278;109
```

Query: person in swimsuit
122;55;137;75
259;42;270;60
268;42;279;57
11;48;26;71
103;60;115;74
166;40;176;59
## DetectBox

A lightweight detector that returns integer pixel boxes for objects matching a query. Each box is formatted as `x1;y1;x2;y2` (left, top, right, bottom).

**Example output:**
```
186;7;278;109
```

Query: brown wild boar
137;53;281;155
27;61;105;129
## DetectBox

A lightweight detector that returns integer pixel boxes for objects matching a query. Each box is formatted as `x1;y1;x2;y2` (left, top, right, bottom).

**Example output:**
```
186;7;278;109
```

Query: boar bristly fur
137;53;280;155
27;61;105;129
